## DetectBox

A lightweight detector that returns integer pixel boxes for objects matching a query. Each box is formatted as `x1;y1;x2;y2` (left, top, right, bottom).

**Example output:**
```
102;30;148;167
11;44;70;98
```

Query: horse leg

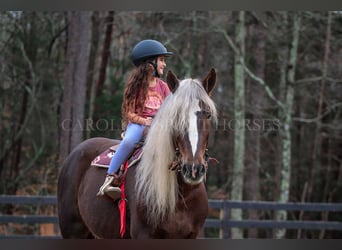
124;165;152;239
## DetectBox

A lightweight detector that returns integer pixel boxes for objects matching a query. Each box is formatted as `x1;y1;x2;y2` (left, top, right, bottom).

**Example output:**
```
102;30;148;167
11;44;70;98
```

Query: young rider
97;39;173;200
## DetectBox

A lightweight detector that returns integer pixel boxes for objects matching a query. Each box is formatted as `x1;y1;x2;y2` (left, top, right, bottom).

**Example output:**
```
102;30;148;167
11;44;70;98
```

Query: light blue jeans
107;122;146;174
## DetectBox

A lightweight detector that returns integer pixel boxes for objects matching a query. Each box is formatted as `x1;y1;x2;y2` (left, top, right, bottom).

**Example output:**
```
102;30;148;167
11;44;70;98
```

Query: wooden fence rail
0;195;341;239
205;199;342;238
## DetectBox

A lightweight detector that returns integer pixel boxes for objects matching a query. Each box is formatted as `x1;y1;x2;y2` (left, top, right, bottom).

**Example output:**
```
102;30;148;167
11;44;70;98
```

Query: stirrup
97;174;121;201
104;186;122;201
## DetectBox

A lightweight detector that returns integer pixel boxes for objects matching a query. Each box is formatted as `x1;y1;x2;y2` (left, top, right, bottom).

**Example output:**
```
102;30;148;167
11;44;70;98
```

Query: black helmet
131;39;173;66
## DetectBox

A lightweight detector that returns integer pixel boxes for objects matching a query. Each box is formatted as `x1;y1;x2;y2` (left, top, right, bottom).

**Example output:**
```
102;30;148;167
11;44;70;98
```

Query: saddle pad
91;145;119;168
127;147;143;168
91;145;143;169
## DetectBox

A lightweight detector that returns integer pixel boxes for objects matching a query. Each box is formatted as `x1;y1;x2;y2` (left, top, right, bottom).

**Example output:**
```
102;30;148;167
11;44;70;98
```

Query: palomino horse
57;68;218;238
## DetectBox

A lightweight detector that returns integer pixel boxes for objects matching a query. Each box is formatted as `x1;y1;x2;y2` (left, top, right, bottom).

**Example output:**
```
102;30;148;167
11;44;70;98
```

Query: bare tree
95;11;114;98
275;12;301;239
59;11;91;163
85;11;101;139
245;13;266;238
230;11;246;239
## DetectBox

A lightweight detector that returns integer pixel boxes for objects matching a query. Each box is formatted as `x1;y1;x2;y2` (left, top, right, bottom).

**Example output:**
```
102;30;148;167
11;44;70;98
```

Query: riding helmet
131;39;173;66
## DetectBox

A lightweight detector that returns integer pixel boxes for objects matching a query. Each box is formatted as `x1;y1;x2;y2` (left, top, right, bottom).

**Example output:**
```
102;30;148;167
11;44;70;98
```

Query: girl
97;39;173;200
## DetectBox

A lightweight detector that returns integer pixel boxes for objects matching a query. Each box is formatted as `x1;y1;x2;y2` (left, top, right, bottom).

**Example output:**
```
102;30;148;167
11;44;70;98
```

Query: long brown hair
121;62;153;129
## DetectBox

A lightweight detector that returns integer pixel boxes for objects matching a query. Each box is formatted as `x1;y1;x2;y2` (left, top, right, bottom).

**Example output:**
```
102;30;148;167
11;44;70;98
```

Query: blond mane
135;78;217;227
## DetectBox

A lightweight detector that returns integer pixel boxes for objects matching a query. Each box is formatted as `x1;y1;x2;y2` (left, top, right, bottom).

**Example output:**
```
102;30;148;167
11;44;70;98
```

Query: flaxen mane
135;78;217;227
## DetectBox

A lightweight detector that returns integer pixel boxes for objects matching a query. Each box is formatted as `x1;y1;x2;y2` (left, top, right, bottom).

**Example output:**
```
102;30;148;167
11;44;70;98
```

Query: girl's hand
145;117;153;126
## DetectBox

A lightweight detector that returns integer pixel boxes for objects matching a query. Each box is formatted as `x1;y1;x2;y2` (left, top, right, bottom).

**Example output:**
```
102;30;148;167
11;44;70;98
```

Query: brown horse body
57;137;126;238
57;69;217;239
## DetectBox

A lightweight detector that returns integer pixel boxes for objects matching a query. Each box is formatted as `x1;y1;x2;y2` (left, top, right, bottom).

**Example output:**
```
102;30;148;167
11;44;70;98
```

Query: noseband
169;147;218;173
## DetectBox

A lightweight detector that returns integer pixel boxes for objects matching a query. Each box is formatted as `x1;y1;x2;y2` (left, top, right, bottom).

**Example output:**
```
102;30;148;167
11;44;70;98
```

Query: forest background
0;11;341;238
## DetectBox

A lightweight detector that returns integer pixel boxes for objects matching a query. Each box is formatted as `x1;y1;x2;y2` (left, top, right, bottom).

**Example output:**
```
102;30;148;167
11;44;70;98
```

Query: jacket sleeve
125;111;149;126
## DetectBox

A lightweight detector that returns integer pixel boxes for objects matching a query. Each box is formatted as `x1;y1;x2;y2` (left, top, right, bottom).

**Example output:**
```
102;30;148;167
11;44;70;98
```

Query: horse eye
202;110;212;119
196;111;212;119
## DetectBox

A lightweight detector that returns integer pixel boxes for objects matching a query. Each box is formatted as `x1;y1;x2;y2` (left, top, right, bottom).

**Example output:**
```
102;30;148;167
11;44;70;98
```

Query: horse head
166;68;217;185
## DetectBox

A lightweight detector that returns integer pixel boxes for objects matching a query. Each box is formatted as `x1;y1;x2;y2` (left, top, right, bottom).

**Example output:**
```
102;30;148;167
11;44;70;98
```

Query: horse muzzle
180;163;206;185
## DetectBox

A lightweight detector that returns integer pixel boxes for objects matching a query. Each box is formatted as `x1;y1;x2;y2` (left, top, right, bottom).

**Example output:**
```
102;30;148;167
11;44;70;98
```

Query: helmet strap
148;58;159;78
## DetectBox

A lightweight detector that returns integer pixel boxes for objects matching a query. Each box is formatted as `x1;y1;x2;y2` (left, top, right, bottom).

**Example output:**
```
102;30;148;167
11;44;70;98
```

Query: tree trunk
70;12;91;150
274;11;289;237
59;13;76;163
246;20;265;239
275;12;301;239
95;11;114;98
86;11;101;139
59;11;91;163
317;11;332;239
230;11;246;239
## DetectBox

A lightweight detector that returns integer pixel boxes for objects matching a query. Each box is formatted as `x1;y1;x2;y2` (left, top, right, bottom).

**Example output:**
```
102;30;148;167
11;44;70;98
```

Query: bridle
169;143;218;173
168;104;219;177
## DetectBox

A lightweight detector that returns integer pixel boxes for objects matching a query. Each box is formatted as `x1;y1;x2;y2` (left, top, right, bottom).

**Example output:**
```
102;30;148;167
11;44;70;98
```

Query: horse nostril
181;164;206;179
181;164;190;175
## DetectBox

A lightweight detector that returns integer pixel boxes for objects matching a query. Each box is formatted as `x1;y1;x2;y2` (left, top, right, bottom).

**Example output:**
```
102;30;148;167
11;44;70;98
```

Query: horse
57;68;218;239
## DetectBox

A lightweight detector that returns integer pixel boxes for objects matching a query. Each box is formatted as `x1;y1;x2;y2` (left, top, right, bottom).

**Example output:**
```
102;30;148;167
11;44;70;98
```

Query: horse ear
202;68;216;96
166;70;179;93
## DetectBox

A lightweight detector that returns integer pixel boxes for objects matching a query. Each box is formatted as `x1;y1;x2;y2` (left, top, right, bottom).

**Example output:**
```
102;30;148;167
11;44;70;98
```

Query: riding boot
96;174;121;201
